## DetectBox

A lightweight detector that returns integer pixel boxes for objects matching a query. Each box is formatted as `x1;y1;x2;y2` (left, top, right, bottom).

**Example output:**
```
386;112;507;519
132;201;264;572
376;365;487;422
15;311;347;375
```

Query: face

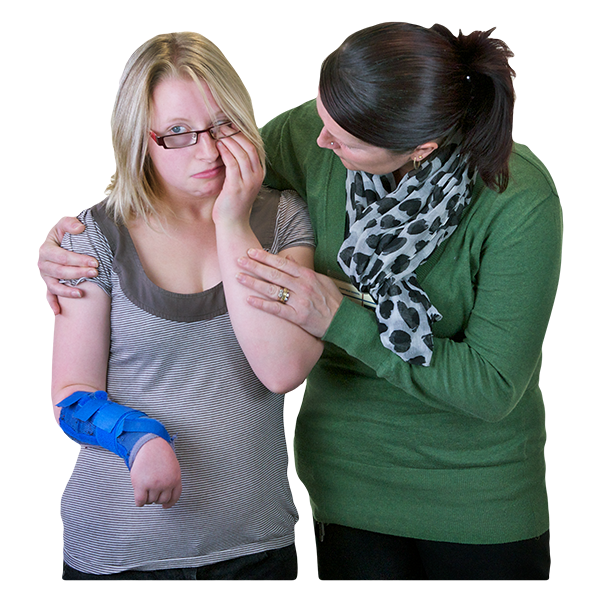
316;94;413;176
148;77;228;203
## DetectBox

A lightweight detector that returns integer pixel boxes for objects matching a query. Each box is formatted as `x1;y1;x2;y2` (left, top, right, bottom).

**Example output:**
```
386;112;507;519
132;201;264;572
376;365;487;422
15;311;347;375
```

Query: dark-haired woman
241;22;560;580
39;23;561;579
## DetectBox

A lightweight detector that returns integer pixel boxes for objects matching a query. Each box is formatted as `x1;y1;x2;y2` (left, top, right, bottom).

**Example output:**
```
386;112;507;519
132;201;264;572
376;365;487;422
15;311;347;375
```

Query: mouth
192;165;224;179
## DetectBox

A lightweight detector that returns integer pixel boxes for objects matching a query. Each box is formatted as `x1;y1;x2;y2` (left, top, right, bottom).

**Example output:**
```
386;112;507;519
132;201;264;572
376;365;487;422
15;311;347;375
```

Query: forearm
216;220;323;393
324;299;520;421
323;189;562;422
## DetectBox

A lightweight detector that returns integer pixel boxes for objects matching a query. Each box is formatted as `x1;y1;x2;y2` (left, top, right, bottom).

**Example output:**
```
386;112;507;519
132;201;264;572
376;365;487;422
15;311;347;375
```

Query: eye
169;125;188;135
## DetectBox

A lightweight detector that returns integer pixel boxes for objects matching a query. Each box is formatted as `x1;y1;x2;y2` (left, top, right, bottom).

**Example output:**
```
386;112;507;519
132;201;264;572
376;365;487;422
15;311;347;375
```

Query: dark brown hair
319;22;515;192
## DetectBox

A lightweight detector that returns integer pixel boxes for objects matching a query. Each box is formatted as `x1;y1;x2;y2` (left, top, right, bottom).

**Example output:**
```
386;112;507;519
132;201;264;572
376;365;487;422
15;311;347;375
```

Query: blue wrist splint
57;390;174;470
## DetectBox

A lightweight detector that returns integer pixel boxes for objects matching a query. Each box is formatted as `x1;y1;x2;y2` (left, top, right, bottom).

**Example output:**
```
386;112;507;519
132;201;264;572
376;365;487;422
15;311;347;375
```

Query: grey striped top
59;188;314;575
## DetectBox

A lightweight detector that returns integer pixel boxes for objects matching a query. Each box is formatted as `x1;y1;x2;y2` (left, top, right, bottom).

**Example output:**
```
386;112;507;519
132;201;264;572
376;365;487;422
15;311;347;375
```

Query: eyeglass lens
162;122;240;148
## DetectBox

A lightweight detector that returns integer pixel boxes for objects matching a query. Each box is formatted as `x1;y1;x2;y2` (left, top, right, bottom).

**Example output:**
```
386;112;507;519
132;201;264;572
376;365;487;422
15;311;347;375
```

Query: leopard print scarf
338;142;476;366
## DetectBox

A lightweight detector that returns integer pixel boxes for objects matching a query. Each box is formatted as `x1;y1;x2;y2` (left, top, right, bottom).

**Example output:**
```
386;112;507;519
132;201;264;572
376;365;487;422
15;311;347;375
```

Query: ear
411;142;438;162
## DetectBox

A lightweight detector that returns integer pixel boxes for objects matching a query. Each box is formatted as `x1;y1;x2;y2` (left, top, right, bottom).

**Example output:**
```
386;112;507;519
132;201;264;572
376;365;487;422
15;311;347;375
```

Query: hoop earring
413;155;423;170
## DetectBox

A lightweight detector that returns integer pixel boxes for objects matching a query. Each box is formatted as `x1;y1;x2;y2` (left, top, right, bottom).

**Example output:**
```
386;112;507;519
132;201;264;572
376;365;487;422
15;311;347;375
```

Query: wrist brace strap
57;391;173;469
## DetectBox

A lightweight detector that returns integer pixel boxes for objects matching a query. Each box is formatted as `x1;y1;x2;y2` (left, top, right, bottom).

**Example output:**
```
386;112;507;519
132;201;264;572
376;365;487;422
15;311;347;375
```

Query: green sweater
262;100;562;544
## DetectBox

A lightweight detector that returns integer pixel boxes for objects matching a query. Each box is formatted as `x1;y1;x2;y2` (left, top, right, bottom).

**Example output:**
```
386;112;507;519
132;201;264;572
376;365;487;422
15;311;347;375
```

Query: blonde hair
105;32;265;224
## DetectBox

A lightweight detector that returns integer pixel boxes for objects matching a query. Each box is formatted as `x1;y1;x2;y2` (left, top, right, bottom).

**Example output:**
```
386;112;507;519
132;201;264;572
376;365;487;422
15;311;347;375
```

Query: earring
413;155;423;170
330;141;335;146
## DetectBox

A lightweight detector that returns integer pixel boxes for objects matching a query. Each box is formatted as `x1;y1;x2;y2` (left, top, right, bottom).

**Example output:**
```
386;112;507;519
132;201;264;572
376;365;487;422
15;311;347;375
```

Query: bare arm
213;135;323;393
52;282;181;508
52;282;110;419
39;217;99;314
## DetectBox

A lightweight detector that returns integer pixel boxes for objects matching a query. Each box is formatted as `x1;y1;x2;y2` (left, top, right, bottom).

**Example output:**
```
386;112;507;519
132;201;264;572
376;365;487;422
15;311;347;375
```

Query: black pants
62;543;297;580
314;522;550;580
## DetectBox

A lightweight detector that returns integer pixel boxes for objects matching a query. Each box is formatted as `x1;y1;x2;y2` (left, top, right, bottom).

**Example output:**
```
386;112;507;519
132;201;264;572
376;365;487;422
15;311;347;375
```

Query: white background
2;1;597;598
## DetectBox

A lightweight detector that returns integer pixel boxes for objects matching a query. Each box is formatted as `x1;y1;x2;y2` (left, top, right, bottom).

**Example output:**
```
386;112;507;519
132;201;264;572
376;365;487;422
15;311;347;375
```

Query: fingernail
87;269;98;277
71;289;82;298
88;259;98;268
247;248;258;257
237;257;248;266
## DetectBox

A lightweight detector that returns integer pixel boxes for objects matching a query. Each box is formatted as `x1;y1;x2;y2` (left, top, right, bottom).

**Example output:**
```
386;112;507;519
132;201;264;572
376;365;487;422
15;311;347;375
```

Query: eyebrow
157;112;230;128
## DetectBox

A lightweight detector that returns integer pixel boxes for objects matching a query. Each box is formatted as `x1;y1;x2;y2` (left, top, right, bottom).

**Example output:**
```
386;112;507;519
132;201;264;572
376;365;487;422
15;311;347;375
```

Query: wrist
214;216;254;243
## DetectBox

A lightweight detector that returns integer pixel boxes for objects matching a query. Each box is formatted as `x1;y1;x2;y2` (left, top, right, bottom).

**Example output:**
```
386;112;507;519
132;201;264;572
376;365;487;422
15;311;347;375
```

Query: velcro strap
123;417;171;441
92;402;144;434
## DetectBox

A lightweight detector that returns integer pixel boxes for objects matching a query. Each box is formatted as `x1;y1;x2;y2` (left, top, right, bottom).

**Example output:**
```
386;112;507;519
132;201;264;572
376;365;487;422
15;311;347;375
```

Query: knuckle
297;282;315;297
300;266;317;282
268;267;283;282
297;296;312;310
272;254;288;268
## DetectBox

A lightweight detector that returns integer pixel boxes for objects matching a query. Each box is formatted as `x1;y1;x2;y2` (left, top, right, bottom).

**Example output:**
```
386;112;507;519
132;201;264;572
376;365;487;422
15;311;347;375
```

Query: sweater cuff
323;297;388;364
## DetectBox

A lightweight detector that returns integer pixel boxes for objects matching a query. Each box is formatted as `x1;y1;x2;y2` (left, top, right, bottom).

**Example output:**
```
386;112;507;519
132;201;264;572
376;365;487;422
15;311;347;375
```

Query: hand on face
212;133;265;226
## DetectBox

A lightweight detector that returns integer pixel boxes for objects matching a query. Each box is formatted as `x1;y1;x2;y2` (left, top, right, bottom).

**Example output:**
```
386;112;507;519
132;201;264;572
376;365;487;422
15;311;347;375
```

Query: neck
154;192;218;231
393;160;413;185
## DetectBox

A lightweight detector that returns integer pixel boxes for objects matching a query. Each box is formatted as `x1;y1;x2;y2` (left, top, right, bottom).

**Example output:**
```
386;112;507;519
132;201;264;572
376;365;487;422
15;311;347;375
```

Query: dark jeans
314;521;550;580
63;543;297;580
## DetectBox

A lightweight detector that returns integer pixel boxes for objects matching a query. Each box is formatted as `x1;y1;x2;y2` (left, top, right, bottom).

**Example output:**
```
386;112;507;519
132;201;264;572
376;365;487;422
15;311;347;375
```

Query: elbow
260;371;306;395
255;359;315;394
252;345;322;395
477;402;516;423
468;380;522;423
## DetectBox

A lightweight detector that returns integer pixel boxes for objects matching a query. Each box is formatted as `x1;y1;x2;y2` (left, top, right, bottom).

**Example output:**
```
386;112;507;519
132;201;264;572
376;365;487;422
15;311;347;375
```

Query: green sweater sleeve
323;162;562;423
262;100;320;198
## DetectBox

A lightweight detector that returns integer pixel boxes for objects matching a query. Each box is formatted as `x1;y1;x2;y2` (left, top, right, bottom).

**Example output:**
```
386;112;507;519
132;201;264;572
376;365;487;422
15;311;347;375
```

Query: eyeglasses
150;122;240;149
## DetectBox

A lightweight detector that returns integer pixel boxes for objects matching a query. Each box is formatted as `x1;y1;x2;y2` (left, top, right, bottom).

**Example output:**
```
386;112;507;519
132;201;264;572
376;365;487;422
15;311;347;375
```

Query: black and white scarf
337;142;476;366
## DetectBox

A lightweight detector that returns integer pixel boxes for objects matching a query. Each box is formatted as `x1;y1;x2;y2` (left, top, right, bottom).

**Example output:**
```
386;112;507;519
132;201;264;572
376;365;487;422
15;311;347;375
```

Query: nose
317;127;338;150
194;131;220;162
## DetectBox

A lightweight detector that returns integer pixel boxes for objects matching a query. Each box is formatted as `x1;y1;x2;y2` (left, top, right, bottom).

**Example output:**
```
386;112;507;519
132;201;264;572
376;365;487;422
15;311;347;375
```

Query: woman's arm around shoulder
39;217;99;314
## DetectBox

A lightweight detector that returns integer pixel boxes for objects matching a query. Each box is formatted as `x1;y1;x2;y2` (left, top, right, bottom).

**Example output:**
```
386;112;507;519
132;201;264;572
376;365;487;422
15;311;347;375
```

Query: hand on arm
213;134;324;393
39;217;99;314
236;248;343;338
52;283;181;508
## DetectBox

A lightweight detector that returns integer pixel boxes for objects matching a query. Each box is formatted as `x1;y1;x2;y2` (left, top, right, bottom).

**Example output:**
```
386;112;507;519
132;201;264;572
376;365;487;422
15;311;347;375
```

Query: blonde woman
50;32;322;579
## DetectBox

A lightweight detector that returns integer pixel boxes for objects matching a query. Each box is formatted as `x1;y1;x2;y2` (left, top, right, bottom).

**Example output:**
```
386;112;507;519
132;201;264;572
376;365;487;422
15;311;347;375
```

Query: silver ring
277;287;290;304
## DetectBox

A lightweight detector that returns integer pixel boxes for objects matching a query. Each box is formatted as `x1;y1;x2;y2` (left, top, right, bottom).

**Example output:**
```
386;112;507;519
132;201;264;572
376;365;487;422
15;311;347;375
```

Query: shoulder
466;145;562;250
250;187;314;253
60;201;114;295
261;99;321;149
472;144;561;223
262;99;319;130
506;143;558;200
62;201;113;253
276;190;313;236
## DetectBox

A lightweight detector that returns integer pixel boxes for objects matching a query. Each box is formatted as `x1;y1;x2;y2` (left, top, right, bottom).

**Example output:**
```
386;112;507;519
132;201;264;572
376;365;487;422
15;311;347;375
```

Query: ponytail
431;25;515;192
319;22;516;193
